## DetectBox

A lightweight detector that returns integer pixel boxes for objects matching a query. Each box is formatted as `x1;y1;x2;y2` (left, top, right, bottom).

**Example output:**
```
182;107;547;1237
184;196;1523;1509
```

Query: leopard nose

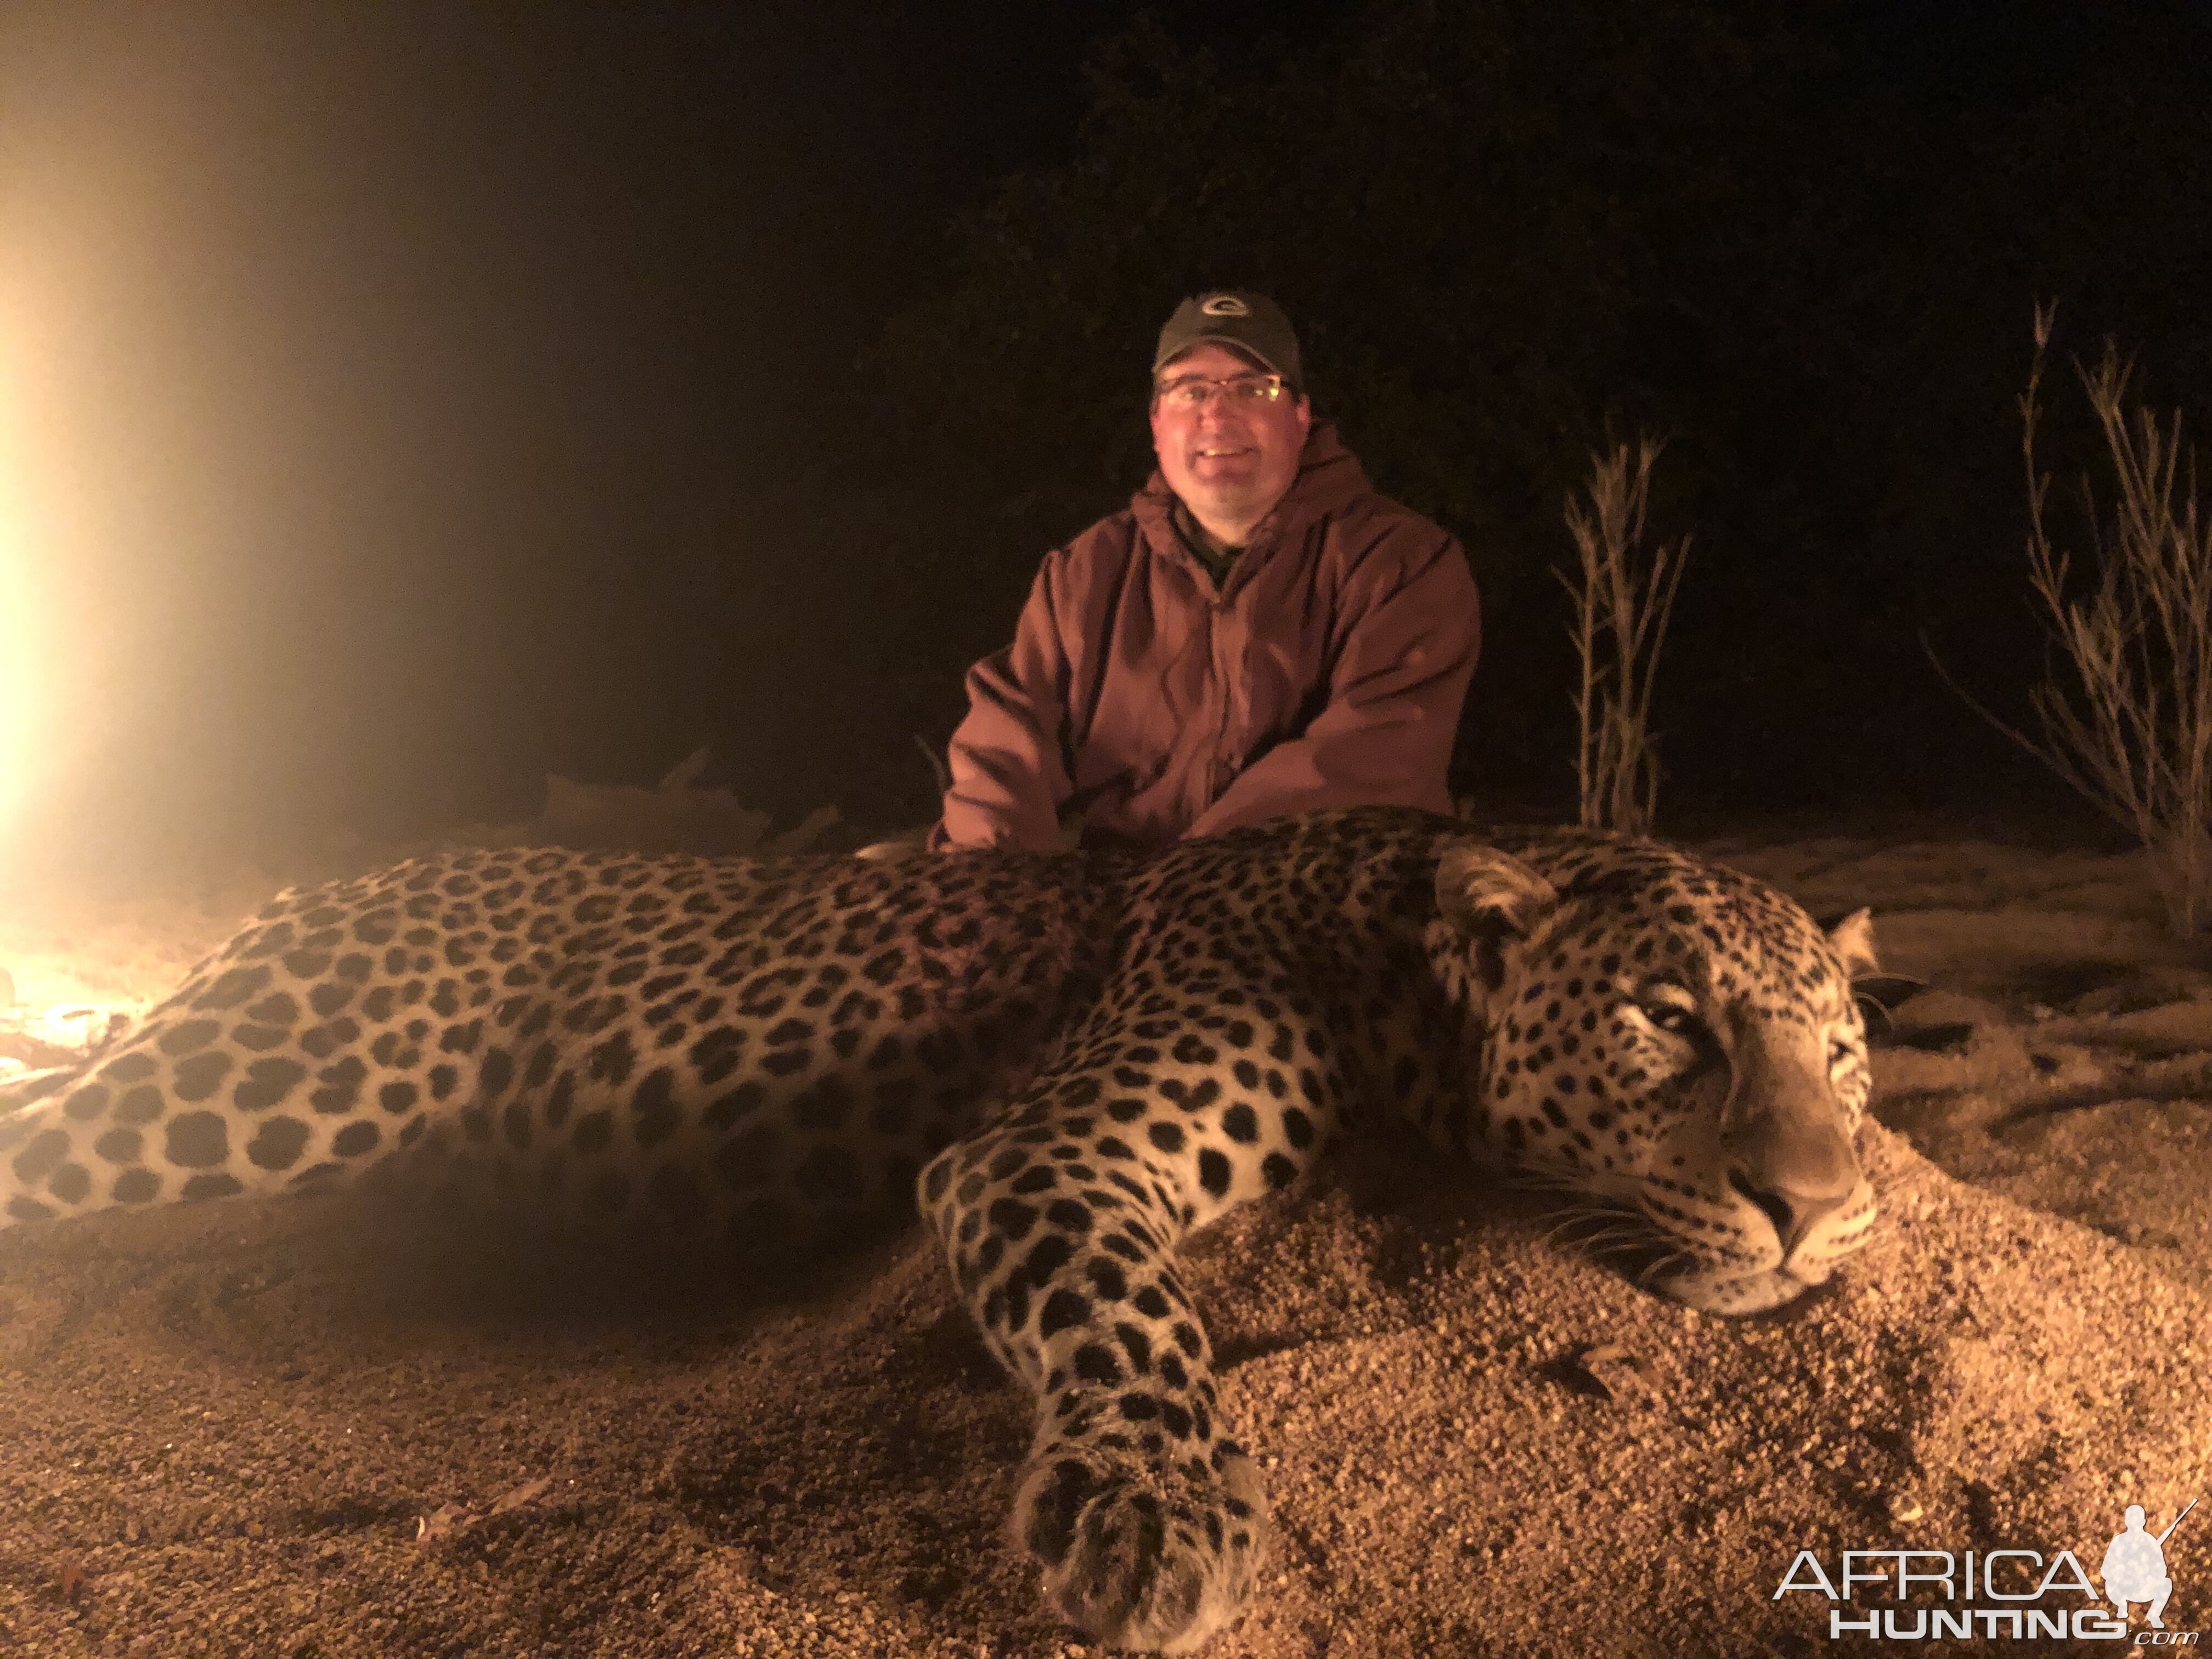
1728;1170;1850;1256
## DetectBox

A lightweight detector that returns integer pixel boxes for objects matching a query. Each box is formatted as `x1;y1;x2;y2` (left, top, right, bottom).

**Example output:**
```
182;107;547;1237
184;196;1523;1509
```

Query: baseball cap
1152;291;1303;391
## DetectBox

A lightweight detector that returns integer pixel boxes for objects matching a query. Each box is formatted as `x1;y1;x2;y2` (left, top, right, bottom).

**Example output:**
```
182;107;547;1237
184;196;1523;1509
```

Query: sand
1;830;2207;1656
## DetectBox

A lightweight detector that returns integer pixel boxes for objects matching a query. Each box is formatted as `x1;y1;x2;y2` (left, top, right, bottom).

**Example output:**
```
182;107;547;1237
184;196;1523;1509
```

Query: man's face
1149;342;1312;536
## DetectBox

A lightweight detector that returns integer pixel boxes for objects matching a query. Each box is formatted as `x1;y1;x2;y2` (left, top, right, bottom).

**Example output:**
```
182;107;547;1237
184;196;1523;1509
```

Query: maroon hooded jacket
933;420;1481;852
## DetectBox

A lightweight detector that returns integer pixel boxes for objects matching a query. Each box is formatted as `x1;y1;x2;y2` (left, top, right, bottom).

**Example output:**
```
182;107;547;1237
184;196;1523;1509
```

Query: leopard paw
1013;1441;1270;1654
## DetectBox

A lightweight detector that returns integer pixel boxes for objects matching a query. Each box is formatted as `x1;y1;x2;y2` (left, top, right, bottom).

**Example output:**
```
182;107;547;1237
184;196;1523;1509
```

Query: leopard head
1433;834;1880;1315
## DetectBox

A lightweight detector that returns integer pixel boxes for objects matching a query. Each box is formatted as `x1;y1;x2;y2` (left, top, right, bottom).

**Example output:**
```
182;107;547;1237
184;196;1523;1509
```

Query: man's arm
1184;529;1480;839
931;555;1082;853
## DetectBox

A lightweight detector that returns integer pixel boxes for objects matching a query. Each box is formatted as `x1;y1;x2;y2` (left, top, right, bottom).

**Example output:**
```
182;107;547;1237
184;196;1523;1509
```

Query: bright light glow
0;31;154;865
0;43;77;859
0;1000;136;1079
0;284;41;842
2;10;329;869
0;241;80;856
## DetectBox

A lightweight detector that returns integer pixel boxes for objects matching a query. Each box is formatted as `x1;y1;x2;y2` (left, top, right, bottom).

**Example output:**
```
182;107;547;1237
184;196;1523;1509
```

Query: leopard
0;805;1881;1652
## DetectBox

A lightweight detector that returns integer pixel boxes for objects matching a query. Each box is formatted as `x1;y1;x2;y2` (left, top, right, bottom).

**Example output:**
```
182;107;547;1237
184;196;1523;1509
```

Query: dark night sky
0;1;2203;867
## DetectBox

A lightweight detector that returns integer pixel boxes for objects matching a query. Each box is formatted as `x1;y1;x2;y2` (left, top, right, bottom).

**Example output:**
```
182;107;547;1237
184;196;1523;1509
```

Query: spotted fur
0;806;1878;1651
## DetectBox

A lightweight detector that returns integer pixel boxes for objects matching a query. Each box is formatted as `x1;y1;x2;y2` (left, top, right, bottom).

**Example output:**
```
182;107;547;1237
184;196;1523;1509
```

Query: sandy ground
1;828;2207;1656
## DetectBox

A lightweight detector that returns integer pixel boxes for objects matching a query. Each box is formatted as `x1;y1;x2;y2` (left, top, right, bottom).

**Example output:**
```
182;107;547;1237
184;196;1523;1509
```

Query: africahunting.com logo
1775;1499;2197;1643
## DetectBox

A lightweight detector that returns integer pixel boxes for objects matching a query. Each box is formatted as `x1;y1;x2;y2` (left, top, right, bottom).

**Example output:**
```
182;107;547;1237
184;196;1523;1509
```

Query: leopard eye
1634;985;1702;1039
1828;1036;1855;1068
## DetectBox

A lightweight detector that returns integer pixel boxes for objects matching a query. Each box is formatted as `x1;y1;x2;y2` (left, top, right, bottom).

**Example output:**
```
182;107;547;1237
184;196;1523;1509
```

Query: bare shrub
1560;439;1691;836
1937;306;2212;936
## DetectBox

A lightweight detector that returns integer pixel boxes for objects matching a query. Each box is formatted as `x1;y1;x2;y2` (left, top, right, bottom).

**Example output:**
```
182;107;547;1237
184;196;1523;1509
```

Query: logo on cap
1200;295;1250;317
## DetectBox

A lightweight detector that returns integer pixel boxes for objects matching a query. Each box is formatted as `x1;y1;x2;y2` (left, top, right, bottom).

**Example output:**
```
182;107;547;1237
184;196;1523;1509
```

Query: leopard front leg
920;1105;1272;1653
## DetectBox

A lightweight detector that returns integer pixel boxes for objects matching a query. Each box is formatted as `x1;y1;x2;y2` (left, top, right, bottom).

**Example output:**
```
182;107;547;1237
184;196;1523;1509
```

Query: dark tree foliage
872;4;1819;555
795;0;2210;831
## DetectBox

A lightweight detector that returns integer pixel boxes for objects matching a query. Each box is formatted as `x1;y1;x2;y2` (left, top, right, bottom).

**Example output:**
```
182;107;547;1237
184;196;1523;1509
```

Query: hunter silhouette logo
1200;294;1251;317
2106;1500;2193;1630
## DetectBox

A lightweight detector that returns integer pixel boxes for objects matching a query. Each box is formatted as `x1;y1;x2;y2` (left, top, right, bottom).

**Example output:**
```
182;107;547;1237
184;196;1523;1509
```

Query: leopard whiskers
1634;1245;1699;1289
1530;1188;1674;1273
1503;1169;1592;1198
1541;1210;1644;1251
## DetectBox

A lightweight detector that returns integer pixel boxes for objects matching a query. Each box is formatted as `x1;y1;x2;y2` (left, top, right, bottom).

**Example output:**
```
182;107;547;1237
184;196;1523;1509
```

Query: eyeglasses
1152;372;1290;412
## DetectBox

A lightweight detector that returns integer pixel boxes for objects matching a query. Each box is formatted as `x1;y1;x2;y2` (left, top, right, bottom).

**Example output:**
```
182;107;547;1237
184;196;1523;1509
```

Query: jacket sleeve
930;551;1082;853
1184;527;1480;839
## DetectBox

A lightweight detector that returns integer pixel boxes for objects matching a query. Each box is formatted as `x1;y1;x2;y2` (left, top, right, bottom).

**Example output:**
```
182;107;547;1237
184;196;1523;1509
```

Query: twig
1560;439;1691;835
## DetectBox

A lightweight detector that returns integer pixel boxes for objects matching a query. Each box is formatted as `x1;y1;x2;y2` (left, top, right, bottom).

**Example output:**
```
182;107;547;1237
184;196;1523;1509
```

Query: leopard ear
1435;843;1560;954
1821;907;1880;980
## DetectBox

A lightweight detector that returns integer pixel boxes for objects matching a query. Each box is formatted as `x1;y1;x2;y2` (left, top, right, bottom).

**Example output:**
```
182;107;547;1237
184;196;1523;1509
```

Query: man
930;290;1481;853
